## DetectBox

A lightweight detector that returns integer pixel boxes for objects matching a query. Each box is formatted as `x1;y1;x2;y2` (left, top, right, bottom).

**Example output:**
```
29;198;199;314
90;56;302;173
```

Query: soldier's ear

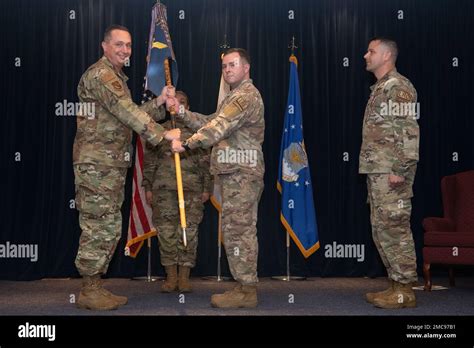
244;63;250;75
101;41;107;52
383;50;392;63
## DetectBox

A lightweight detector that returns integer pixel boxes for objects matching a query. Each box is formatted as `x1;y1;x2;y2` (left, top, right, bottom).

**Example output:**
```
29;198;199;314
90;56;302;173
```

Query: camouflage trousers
220;172;264;285
73;164;127;276
153;189;204;268
367;166;418;284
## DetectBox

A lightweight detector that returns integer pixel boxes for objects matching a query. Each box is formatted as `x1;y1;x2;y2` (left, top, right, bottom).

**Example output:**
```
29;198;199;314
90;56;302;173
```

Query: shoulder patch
111;80;123;92
396;89;413;102
233;96;247;112
99;70;125;97
221;95;250;119
222;102;243;119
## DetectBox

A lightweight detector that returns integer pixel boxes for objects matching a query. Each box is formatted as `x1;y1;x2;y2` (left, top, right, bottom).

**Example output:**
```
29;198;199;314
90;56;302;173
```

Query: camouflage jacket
359;69;419;176
142;118;213;193
73;56;166;168
177;79;265;178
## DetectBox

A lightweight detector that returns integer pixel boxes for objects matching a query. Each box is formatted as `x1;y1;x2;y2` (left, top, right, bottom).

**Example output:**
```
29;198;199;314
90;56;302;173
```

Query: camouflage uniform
359;69;419;284
142;119;212;268
178;79;265;285
73;55;166;276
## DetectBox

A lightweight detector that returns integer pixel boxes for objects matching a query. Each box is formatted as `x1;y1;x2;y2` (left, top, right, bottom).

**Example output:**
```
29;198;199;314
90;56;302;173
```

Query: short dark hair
104;25;130;42
223;48;251;65
176;91;189;106
369;36;398;61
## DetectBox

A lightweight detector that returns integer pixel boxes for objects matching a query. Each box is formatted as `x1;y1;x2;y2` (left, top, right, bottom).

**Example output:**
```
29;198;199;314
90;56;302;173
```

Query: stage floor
0;276;472;316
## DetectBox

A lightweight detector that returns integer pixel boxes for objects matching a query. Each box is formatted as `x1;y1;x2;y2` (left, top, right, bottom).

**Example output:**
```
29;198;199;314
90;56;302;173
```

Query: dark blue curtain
2;0;473;280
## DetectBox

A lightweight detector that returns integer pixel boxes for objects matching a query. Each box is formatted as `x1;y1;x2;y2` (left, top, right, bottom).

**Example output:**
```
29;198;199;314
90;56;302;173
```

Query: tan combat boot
91;275;128;306
178;265;192;293
161;265;178;292
373;281;416;309
366;278;394;304
76;275;119;311
210;283;258;308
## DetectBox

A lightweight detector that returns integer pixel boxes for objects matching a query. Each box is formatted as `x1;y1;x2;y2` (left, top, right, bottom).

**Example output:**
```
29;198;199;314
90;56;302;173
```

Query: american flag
124;85;157;258
125;1;177;257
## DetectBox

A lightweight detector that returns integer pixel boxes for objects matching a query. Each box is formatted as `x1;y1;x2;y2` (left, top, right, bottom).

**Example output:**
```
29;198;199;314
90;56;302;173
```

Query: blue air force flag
145;2;178;95
277;55;319;258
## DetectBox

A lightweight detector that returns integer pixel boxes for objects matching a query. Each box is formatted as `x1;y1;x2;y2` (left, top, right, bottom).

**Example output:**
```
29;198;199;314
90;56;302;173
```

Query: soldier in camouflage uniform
73;25;181;311
142;91;212;293
359;37;419;309
169;48;265;308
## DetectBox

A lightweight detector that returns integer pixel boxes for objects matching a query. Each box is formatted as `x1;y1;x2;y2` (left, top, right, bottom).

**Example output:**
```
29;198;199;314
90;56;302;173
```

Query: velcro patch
111;81;123;91
222;96;249;118
233;96;247;112
396;89;413;102
99;71;125;97
222;103;241;118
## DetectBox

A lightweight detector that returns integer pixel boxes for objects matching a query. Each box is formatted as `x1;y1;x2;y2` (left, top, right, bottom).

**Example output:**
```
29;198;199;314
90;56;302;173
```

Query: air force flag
277;55;319;258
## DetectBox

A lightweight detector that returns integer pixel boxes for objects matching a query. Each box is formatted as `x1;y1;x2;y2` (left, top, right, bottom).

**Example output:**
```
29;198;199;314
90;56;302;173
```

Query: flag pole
286;232;291;279
164;58;188;248
272;230;306;281
272;36;306;282
132;236;163;281
216;208;224;281
216;37;230;282
146;237;156;281
202;178;231;281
